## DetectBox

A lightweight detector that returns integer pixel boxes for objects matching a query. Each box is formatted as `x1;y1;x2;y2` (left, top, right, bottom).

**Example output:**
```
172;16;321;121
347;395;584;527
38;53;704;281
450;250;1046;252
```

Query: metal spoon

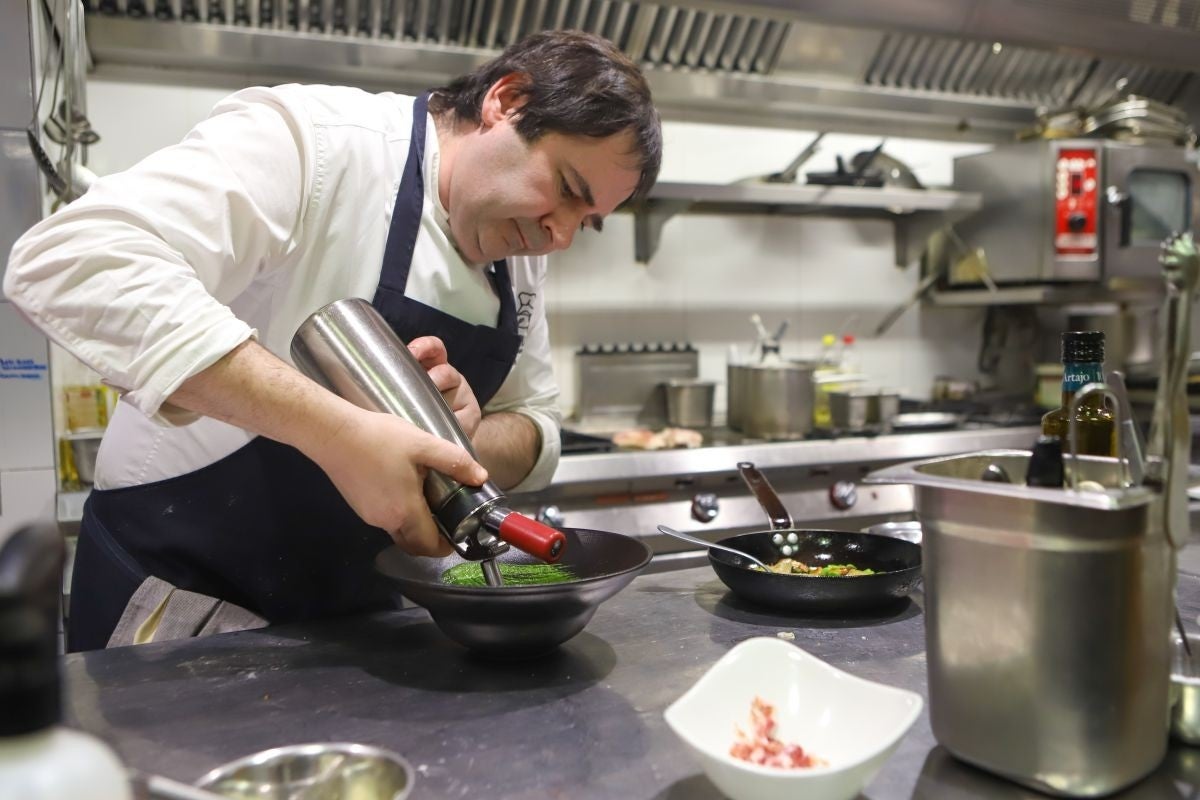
657;525;770;570
130;770;227;800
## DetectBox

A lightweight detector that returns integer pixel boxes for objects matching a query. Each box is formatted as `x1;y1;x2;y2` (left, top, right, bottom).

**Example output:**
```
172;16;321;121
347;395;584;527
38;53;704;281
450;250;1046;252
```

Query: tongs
1146;232;1199;552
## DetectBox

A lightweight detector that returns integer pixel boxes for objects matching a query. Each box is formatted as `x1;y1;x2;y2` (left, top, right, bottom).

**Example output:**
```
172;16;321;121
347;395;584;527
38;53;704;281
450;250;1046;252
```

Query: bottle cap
0;525;64;736
1026;435;1065;488
1062;330;1105;363
821;334;835;346
843;334;856;345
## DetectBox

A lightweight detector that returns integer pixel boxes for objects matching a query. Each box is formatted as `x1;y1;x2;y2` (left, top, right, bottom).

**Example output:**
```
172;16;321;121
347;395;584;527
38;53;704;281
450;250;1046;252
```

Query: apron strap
374;92;432;297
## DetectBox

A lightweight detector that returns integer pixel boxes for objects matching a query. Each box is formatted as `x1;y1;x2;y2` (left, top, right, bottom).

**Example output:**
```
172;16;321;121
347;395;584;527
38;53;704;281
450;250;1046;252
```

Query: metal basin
375;528;651;659
197;742;412;799
869;450;1174;797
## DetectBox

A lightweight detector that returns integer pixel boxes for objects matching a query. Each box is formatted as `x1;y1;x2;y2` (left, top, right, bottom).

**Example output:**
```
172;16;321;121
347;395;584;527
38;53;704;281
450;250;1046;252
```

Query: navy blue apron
68;93;523;651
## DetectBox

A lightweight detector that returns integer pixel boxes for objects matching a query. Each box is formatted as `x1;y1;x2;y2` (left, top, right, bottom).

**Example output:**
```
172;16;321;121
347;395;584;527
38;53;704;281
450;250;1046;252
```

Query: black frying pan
705;463;922;613
375;528;651;659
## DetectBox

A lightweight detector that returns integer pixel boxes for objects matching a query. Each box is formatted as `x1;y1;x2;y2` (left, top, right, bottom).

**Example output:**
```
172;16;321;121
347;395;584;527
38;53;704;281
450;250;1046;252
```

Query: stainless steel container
726;362;748;431
197;742;413;799
63;429;103;484
664;378;715;428
734;360;816;440
869;450;1175;797
829;388;900;432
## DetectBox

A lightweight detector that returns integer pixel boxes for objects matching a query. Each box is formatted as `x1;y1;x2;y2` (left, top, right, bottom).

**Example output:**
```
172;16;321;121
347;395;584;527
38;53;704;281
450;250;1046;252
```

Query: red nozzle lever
488;509;566;563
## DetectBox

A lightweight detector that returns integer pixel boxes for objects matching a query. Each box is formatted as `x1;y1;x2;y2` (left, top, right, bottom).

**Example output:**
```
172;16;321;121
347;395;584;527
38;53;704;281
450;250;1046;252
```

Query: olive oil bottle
1041;331;1116;457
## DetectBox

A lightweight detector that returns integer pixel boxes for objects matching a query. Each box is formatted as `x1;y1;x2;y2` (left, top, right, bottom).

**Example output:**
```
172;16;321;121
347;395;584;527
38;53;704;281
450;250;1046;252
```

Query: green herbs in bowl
441;562;576;587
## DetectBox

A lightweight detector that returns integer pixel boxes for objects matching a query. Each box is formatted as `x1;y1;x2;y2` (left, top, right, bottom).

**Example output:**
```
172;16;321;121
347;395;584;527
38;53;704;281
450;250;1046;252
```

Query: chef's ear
480;72;531;127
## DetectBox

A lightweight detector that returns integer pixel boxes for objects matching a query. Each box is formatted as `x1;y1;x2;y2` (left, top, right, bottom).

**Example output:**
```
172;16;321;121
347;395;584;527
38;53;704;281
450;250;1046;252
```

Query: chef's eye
560;175;575;200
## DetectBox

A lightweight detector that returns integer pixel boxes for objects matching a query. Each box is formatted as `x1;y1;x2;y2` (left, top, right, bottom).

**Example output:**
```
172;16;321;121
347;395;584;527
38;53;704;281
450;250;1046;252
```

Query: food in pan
730;696;826;769
440;562;575;587
752;558;876;577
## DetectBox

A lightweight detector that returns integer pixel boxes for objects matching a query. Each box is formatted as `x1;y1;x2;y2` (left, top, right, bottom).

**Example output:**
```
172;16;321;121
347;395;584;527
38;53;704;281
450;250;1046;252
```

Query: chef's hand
314;406;488;557
407;336;482;437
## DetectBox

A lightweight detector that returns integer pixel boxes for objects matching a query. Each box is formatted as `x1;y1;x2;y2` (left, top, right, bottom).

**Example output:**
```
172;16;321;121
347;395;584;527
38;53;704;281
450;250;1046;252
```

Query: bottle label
1062;362;1104;393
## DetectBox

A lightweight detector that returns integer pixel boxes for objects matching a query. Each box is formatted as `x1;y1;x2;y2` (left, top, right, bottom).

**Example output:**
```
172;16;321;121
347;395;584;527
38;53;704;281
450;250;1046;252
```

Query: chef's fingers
392;511;455;557
407;336;450;369
414;433;488;488
425;362;463;395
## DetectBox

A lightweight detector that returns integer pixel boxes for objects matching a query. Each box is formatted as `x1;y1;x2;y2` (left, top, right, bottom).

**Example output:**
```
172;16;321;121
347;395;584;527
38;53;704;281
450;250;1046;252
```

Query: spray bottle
0;525;131;799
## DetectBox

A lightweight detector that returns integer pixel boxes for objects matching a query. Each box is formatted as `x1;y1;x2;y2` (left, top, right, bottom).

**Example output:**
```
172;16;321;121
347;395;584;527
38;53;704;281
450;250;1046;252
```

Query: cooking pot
727;360;816;439
706;463;922;612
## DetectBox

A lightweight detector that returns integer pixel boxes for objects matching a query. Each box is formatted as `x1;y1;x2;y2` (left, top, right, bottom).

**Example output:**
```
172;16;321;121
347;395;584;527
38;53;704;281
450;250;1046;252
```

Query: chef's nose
541;209;580;252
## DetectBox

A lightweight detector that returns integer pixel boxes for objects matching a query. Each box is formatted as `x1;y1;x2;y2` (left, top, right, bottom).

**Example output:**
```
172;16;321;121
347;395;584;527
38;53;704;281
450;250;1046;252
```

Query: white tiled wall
81;76;997;417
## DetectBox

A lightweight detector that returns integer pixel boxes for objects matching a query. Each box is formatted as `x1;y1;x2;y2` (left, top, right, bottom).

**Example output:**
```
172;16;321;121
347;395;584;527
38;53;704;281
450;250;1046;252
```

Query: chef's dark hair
429;30;662;203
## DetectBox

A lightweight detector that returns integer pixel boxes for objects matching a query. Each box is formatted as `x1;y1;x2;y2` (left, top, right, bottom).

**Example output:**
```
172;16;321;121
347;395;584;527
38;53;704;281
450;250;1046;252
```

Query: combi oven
949;139;1197;285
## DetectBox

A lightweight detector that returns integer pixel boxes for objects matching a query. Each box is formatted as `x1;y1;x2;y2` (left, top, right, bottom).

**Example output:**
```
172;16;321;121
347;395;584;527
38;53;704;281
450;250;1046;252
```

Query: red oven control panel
1054;148;1099;256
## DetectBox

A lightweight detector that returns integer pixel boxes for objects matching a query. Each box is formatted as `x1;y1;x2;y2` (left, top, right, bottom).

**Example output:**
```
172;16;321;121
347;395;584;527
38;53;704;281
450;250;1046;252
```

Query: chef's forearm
473;411;541;490
167;340;357;458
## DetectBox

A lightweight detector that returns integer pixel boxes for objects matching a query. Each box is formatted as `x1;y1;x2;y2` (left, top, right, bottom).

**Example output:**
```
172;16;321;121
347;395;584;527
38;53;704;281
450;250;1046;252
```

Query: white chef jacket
5;85;562;492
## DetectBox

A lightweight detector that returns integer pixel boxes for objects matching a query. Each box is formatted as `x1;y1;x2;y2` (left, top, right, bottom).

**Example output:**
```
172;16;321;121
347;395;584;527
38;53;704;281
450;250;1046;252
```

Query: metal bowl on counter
196;742;413;799
375;528;652;659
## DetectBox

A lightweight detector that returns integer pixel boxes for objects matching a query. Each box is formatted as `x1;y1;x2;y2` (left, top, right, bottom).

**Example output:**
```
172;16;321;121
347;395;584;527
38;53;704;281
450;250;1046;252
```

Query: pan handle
737;462;793;530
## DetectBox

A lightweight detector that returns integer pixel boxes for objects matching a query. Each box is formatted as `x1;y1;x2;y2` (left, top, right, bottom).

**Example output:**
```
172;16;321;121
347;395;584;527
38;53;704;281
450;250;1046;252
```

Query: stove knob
1067;212;1087;232
691;492;720;523
535;505;565;529
829;481;858;511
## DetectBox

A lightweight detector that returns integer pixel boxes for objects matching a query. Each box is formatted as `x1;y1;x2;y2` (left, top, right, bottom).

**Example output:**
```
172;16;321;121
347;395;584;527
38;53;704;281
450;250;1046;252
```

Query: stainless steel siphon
291;298;564;583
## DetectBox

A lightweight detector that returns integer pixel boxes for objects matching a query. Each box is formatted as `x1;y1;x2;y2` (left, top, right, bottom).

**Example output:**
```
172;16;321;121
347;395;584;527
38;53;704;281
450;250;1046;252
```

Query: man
5;30;661;650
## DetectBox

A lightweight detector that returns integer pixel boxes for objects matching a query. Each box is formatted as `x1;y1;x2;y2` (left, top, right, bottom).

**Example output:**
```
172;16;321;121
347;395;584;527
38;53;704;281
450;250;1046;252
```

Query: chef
5;30;662;651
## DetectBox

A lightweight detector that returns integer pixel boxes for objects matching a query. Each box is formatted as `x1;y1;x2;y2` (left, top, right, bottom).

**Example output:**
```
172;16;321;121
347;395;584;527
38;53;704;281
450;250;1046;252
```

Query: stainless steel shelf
633;181;982;266
928;279;1164;307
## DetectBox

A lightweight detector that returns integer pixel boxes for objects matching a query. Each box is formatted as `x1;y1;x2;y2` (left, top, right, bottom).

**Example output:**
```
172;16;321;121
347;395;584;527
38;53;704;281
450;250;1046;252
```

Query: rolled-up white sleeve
485;256;561;492
3;87;311;424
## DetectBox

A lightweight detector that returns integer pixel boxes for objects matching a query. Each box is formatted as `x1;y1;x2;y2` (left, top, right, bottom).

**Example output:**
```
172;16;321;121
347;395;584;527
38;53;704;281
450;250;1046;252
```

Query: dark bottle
1041;331;1116;457
1025;435;1065;487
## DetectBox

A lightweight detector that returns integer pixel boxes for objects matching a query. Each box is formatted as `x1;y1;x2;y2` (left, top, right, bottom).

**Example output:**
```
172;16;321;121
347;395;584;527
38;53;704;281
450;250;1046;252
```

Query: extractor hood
83;0;1200;143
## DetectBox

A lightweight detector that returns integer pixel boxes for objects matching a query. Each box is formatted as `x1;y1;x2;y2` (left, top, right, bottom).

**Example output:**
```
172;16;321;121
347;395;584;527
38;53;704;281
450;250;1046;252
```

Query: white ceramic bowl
664;637;923;800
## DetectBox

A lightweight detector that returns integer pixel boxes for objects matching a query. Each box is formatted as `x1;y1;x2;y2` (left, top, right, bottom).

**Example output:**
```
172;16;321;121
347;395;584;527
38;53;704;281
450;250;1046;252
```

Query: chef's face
441;77;643;264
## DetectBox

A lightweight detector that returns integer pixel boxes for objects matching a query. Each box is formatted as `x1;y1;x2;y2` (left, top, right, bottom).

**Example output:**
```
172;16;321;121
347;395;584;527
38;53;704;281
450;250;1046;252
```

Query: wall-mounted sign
0;357;49;380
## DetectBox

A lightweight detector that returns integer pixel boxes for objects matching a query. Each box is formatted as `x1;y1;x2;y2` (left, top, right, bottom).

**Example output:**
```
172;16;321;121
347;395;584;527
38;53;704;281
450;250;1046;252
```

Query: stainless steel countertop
63;536;1200;799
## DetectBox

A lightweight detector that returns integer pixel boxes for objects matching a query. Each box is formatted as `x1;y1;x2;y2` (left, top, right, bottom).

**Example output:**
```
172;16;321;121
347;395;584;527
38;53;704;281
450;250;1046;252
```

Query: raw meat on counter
611;427;704;450
730;696;825;769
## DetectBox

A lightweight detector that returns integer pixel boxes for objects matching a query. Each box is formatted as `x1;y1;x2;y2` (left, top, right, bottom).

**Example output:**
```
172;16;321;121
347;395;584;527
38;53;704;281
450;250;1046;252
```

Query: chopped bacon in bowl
730;696;826;769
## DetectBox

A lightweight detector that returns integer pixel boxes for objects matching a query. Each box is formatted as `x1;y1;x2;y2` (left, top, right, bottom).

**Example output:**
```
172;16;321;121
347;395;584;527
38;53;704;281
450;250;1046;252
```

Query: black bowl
375;528;652;658
708;530;922;613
